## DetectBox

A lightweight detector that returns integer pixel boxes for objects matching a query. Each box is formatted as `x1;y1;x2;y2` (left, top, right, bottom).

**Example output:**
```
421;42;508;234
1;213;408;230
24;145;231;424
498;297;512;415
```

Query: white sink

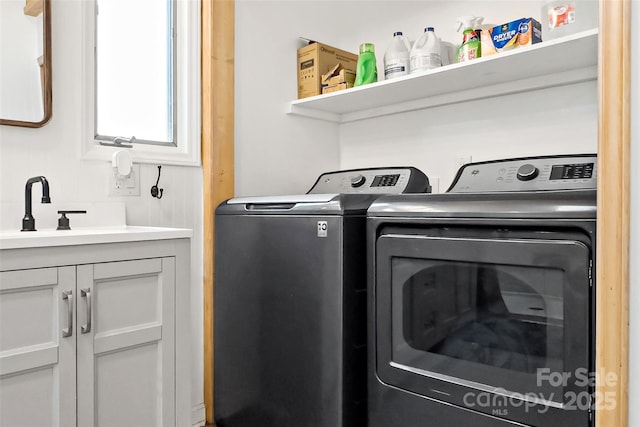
0;226;192;249
0;202;191;249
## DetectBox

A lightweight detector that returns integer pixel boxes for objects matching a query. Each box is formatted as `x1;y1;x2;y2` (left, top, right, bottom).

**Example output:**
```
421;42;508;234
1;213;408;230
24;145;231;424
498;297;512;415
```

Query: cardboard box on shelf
321;64;357;88
322;82;354;94
482;18;542;57
297;41;358;99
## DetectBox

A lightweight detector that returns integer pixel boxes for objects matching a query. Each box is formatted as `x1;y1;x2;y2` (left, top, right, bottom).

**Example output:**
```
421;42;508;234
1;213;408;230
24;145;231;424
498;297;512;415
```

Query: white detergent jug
410;27;441;74
383;31;411;79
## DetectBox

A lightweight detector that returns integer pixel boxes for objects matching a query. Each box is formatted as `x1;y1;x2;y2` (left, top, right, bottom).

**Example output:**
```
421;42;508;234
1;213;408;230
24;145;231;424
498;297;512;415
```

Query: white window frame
80;0;201;167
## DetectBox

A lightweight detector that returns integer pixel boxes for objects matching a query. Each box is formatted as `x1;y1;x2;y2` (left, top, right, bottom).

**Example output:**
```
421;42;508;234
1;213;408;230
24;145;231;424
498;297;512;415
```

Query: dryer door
374;232;592;426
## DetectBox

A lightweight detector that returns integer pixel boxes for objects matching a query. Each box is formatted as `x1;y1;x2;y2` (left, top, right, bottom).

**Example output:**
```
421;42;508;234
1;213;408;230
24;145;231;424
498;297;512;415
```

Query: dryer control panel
308;167;431;194
448;155;597;193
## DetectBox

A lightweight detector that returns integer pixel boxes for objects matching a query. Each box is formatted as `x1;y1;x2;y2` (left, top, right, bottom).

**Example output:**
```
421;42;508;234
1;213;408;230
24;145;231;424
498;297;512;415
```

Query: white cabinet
77;258;176;427
0;235;190;427
0;267;76;427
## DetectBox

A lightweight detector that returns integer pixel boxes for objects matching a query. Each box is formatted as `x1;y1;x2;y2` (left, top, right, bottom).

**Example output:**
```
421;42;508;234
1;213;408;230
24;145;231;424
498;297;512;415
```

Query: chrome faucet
22;176;51;231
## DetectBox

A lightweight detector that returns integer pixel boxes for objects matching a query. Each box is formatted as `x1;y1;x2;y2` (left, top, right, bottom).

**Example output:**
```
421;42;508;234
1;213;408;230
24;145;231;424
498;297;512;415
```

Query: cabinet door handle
80;288;91;334
62;290;73;338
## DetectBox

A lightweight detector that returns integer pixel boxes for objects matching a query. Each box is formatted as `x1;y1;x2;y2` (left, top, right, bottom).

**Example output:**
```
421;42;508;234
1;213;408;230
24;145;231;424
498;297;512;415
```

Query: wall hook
151;165;164;199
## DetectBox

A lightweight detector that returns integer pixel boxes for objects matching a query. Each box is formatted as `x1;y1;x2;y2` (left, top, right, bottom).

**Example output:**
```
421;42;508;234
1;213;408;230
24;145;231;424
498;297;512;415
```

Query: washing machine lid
217;193;382;215
217;166;432;216
368;190;597;219
227;194;338;205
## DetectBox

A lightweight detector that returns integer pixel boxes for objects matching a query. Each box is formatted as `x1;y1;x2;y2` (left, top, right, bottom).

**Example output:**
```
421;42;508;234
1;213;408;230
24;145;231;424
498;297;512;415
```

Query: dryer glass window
375;233;590;409
393;259;564;376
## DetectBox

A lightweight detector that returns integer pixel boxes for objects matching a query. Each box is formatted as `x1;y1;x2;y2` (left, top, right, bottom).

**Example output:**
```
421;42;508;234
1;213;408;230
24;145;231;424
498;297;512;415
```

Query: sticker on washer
317;221;328;237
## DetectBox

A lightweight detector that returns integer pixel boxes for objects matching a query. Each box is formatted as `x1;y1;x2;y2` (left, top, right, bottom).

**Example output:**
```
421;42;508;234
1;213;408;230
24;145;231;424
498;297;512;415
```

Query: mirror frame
0;0;52;128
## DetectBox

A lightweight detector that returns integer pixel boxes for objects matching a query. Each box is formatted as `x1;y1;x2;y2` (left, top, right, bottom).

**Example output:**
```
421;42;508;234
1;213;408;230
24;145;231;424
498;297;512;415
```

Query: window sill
80;141;201;167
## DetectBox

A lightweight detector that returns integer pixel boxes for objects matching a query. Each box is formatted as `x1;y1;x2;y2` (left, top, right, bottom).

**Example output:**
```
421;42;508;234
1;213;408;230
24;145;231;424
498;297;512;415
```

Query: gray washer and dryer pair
214;167;430;427
368;154;597;427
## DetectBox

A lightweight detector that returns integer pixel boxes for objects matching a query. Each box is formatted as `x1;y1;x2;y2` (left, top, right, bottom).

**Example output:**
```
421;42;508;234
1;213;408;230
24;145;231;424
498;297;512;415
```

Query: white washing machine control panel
448;155;597;193
308;167;430;194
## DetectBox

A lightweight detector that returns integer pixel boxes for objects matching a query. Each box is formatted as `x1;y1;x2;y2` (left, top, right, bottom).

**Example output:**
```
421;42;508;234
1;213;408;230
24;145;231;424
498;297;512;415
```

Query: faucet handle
57;210;87;230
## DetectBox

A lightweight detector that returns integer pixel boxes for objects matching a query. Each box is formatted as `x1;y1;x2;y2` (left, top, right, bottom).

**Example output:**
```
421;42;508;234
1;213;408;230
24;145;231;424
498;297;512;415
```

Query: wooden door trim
596;0;631;426
202;0;235;424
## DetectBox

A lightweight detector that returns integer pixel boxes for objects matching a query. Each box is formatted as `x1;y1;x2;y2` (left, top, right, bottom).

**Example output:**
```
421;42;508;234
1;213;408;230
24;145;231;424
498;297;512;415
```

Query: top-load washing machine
367;155;597;427
214;167;430;427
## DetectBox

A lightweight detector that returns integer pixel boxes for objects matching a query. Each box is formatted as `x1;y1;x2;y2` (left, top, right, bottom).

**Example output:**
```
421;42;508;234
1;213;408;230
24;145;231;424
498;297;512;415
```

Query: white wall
0;1;204;424
236;0;597;196
235;0;347;196
628;0;639;424
339;80;596;190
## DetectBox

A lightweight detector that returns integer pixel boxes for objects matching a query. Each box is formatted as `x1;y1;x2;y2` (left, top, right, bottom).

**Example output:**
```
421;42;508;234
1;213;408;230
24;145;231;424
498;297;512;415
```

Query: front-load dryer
367;155;597;427
214;167;430;427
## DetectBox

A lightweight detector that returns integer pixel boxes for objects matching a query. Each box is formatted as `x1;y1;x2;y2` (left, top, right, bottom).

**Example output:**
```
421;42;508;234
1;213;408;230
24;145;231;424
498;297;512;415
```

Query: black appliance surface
367;155;597;427
214;167;429;427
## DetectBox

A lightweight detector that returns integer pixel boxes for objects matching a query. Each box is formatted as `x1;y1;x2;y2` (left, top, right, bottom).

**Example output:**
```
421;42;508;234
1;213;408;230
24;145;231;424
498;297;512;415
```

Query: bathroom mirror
0;0;52;127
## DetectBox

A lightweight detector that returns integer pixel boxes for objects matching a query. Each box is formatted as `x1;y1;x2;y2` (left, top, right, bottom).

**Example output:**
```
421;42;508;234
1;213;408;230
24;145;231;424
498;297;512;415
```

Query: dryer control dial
516;164;539;181
350;174;366;188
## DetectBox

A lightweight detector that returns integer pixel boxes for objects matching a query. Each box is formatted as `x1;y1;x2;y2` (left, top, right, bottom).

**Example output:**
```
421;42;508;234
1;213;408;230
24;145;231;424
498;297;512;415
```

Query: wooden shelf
287;29;598;123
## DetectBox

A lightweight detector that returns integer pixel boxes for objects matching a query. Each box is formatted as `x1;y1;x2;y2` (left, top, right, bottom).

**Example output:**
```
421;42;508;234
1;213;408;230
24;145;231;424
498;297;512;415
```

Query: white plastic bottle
383;32;411;80
410;27;442;74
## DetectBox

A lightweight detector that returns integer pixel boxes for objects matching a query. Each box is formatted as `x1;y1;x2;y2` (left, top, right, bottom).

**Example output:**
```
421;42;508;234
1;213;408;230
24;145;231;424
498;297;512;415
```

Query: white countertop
0;226;192;250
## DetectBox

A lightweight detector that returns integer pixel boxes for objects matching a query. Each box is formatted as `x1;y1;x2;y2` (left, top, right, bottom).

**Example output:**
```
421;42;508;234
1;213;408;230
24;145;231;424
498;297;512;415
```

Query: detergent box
297;41;358;99
482;18;542;57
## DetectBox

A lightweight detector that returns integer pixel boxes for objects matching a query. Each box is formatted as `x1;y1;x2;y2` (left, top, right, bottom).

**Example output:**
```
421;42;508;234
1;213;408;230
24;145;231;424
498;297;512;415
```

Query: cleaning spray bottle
455;15;484;63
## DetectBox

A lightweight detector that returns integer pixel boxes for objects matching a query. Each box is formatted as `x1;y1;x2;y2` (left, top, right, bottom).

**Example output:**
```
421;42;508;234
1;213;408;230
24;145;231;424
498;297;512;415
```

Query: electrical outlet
108;164;140;196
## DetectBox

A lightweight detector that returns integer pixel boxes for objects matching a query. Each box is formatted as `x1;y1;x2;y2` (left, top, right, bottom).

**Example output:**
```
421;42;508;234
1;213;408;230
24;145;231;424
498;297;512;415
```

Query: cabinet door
76;258;176;427
0;267;76;427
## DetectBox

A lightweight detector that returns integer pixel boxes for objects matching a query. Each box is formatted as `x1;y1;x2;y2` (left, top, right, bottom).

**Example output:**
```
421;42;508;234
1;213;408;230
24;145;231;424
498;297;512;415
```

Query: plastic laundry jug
410;27;442;74
354;43;378;86
384;32;411;79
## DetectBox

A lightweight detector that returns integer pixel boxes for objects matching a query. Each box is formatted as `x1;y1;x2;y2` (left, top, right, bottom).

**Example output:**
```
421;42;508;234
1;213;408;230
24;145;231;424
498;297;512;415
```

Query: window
81;0;200;166
96;0;174;146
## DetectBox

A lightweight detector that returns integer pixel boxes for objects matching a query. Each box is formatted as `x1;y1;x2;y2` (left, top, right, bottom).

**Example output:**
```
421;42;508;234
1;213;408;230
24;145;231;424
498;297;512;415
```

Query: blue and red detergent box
481;18;542;57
